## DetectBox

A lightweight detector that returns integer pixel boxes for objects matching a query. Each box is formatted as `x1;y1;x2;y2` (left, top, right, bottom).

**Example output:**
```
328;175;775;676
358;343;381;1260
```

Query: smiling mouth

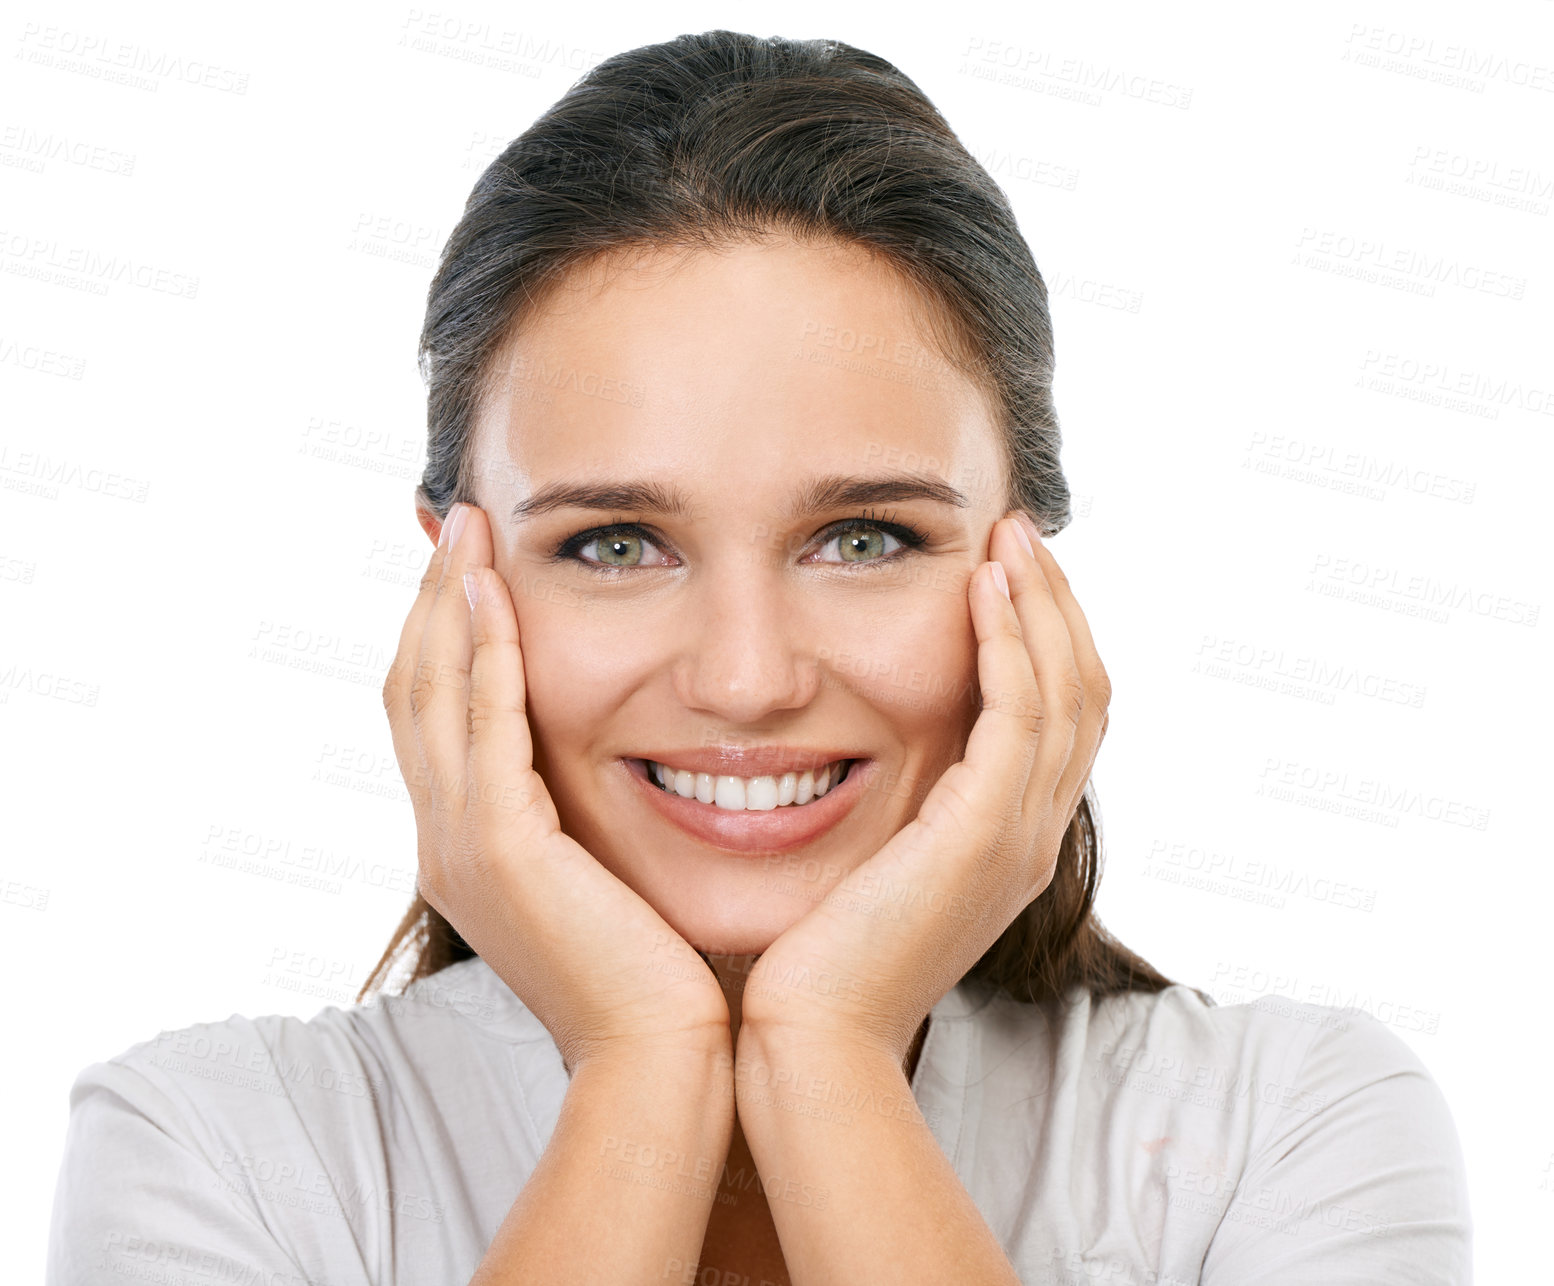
638;758;857;811
617;755;871;856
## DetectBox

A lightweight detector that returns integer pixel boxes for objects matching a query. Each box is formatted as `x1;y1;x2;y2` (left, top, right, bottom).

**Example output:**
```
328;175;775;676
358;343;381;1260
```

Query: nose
671;569;819;725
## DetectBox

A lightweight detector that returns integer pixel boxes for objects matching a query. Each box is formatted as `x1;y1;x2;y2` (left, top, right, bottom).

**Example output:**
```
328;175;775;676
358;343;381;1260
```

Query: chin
657;893;812;959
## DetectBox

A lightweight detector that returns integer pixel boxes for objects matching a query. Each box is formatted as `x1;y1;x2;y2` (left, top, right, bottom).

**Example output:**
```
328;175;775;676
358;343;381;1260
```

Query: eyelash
549;508;931;574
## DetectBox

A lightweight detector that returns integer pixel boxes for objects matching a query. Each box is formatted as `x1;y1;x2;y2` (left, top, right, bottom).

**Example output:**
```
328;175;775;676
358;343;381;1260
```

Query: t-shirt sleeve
45;1057;318;1286
1199;1007;1472;1284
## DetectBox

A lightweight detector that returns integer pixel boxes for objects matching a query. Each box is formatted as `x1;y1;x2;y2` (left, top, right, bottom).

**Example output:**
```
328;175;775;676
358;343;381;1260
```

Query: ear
1011;509;1042;545
415;503;443;547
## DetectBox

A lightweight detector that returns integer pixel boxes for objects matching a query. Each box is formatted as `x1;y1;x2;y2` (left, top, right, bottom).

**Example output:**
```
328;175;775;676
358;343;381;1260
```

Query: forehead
470;236;1006;508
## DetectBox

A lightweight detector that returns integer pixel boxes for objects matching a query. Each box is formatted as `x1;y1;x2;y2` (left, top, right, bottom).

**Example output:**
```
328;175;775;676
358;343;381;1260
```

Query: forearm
471;1040;735;1285
734;1025;1020;1286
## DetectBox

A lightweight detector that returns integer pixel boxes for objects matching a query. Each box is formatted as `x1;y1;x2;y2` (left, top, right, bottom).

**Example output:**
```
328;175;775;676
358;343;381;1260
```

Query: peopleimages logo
14;24;251;94
1343;24;1554;95
1294;228;1527;299
0;228;200;299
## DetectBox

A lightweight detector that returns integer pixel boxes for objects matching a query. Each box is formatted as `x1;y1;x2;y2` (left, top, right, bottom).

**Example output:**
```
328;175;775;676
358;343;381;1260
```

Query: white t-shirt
45;954;1472;1284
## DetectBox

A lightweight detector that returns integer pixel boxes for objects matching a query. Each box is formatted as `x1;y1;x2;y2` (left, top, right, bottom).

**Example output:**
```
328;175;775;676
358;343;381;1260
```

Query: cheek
503;587;639;760
825;595;978;736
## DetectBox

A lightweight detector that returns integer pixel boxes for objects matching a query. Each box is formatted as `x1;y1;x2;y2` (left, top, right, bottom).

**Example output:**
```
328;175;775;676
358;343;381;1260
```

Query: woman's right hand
381;501;731;1072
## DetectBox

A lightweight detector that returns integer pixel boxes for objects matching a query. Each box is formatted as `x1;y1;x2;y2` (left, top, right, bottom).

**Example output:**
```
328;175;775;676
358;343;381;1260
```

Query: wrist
571;1037;739;1118
566;1025;736;1082
734;1017;908;1092
737;1011;912;1074
733;1023;937;1140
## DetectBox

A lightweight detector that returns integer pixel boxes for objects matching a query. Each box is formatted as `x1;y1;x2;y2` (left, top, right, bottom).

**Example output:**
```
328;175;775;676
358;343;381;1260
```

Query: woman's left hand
739;511;1112;1067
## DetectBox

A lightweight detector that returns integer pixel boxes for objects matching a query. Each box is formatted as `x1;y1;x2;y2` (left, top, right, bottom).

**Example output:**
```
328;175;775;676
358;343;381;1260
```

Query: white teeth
647;759;851;811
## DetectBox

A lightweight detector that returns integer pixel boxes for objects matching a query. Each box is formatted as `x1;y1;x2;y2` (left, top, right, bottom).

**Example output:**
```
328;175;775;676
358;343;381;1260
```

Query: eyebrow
509;472;972;523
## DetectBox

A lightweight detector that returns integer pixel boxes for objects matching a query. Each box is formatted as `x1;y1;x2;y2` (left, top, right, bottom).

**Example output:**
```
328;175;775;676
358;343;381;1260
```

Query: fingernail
1015;510;1043;547
463;570;480;612
991;561;1011;599
446;504;469;551
438;503;459;549
1009;516;1034;558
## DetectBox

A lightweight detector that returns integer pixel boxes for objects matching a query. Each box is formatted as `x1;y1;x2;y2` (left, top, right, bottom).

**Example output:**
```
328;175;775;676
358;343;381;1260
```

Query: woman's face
446;235;1015;956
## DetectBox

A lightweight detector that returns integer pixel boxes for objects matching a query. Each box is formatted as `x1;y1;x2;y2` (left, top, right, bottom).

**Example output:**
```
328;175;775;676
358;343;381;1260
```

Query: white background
4;1;1549;1280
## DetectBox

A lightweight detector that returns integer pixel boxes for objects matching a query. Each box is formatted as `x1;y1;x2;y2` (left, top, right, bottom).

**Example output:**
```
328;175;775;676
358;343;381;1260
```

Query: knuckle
1091;664;1113;709
408;665;438;718
1022;687;1046;734
1059;671;1087;723
419;552;443;593
992;795;1027;838
382;655;415;714
982;681;1044;735
408;658;464;716
1022;851;1061;905
415;860;445;909
467;699;497;740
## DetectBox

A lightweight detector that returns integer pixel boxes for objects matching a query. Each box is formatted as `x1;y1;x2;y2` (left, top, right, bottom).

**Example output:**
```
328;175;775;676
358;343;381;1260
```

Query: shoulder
47;957;558;1281
944;976;1450;1114
79;955;533;1111
1074;983;1464;1162
1083;985;1472;1282
949;982;1470;1282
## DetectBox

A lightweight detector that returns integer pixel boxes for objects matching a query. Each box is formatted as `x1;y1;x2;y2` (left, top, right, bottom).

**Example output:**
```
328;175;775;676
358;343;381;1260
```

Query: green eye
553;513;929;574
554;524;667;570
593;531;646;566
814;508;928;567
834;526;891;563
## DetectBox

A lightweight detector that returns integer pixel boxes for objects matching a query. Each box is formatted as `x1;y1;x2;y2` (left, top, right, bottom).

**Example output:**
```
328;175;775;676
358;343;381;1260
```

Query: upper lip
631;746;863;778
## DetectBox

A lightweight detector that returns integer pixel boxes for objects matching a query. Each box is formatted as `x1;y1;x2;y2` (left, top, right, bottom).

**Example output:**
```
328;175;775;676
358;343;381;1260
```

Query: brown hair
358;30;1193;1010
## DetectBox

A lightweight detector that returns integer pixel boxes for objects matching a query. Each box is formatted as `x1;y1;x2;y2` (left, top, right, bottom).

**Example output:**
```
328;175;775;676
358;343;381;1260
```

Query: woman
47;30;1470;1285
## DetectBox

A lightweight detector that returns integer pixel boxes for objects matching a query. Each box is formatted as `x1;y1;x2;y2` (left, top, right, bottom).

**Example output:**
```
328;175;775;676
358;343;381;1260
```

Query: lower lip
616;757;872;855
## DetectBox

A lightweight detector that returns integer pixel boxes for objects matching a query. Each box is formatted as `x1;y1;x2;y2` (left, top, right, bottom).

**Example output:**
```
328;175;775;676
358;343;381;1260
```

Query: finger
917;554;1043;862
1014;512;1112;824
412;501;492;804
991;516;1083;824
867;553;1039;938
383;504;462;807
464;529;560;844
